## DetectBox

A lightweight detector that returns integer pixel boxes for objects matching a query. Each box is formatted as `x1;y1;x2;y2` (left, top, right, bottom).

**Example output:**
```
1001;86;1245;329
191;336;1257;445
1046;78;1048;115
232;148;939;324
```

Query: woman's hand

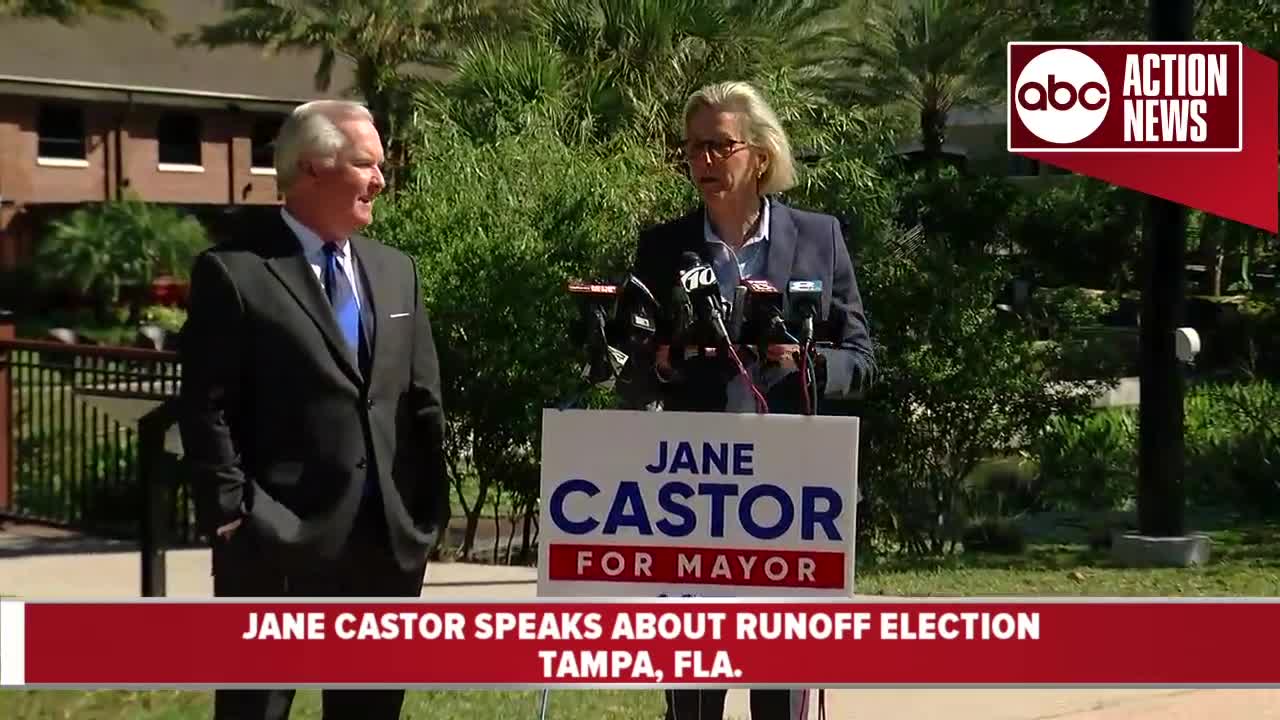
655;344;674;381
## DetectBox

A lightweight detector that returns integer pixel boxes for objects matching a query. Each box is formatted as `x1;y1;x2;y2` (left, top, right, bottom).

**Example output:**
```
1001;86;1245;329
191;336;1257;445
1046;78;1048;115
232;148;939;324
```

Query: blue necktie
322;242;360;356
323;242;377;501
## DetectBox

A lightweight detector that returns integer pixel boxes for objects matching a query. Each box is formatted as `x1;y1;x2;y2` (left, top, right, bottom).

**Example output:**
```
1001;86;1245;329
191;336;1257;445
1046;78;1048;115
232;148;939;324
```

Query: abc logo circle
1015;49;1110;144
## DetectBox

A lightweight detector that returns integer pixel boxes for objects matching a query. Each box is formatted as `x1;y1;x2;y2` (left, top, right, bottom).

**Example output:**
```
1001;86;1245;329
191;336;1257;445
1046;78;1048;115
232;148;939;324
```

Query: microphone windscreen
678;251;703;271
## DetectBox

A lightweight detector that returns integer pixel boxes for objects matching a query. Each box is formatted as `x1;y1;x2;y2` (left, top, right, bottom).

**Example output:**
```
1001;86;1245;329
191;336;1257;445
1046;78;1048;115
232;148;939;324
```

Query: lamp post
1137;0;1193;538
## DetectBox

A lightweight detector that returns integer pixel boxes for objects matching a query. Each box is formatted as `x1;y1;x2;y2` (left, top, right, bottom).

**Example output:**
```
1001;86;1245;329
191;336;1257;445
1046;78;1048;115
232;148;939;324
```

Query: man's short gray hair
683;81;797;195
274;100;374;194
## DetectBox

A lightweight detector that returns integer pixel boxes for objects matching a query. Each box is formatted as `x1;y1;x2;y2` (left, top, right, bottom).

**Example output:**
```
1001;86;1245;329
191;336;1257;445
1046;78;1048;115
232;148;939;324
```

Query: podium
535;408;859;719
73;383;182;597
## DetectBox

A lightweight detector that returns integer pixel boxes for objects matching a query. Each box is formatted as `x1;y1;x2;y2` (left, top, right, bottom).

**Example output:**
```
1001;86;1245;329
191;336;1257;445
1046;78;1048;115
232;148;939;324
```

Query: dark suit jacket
178;209;449;575
627;198;876;411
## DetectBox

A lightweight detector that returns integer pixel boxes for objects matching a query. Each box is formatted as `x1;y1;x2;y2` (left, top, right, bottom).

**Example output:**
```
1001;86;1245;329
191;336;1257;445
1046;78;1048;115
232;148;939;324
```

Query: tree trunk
520;501;534;563
1199;216;1223;296
1234;229;1254;292
919;105;947;180
460;474;490;559
505;502;520;565
492;490;501;564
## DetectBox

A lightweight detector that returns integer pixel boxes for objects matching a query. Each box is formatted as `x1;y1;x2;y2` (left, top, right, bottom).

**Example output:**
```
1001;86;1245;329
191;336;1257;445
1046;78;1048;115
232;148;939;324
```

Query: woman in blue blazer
626;80;877;719
628;80;876;416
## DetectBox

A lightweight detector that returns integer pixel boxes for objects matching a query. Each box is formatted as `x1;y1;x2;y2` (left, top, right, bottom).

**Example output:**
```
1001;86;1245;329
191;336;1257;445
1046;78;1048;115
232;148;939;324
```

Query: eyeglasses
683;138;749;162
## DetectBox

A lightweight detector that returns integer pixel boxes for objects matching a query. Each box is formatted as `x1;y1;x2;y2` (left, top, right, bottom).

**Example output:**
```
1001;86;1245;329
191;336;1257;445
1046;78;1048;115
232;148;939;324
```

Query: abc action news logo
1008;42;1243;152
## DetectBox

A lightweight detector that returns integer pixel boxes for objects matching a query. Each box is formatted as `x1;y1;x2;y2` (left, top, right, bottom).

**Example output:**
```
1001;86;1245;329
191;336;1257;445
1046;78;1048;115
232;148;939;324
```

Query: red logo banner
1008;42;1278;233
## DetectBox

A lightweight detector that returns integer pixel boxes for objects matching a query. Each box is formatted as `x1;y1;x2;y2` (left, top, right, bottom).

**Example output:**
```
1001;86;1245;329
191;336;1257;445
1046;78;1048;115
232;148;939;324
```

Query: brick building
0;0;357;269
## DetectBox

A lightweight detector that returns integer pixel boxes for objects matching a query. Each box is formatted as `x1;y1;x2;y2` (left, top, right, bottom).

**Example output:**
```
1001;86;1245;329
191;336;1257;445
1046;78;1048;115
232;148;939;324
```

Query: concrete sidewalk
2;534;1276;719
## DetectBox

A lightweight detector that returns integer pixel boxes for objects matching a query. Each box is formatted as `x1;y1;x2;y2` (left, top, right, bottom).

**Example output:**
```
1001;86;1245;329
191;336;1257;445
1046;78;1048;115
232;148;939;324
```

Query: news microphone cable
726;337;769;414
678;251;769;414
798;342;812;416
711;289;769;414
700;296;769;415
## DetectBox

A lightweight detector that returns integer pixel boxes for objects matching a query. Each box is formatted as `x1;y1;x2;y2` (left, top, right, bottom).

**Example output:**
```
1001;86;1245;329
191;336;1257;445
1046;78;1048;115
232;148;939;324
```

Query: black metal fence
0;336;198;546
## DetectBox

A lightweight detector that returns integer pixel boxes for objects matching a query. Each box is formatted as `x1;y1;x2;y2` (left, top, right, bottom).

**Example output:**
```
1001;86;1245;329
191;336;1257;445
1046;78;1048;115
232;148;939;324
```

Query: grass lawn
0;689;665;720
1;524;1276;719
855;524;1280;597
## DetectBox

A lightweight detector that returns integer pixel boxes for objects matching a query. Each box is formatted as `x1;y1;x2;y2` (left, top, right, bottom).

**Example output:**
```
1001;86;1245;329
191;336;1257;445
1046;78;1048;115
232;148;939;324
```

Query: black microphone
613;274;661;368
612;275;666;410
675;251;731;347
739;279;793;347
787;279;823;344
675;253;769;413
616;275;660;344
566;280;625;383
785;279;824;416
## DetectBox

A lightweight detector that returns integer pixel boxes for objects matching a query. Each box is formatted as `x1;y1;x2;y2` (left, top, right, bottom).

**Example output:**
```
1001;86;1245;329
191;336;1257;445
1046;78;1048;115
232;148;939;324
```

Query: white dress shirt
280;207;363;310
702;197;771;305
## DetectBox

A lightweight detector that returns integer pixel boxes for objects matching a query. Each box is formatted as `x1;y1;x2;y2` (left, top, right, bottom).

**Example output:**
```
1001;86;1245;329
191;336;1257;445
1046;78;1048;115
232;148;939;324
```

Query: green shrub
852;224;1107;556
1033;408;1138;513
1030;382;1280;518
1237;296;1280;380
139;305;188;334
1007;177;1144;291
1184;381;1280;516
367;124;691;556
961;517;1027;555
34;194;208;322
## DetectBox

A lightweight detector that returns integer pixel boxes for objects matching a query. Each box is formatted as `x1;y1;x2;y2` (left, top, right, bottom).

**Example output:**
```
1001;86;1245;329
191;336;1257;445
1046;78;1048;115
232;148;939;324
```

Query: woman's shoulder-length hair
683;81;797;196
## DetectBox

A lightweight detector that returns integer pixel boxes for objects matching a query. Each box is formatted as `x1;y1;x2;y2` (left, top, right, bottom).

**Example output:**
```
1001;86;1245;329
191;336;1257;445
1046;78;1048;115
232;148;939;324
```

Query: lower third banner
3;599;1279;687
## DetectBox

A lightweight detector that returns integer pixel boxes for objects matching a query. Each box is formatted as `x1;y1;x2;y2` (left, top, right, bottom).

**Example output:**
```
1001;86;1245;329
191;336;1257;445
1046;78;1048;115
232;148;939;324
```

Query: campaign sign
537;409;859;598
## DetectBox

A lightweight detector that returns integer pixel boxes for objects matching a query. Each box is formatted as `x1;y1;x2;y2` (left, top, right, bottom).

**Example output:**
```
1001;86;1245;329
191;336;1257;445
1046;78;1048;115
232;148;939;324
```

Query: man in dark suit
178;100;449;720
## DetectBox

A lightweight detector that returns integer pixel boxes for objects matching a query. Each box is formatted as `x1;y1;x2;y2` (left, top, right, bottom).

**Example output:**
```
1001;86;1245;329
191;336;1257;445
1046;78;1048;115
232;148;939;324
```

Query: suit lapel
261;214;363;386
766;199;799;292
349;234;387;387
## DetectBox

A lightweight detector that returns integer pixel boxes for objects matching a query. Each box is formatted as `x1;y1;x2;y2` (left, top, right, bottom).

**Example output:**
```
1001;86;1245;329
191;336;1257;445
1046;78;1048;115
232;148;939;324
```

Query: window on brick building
157;113;202;166
251;116;284;171
37;104;86;160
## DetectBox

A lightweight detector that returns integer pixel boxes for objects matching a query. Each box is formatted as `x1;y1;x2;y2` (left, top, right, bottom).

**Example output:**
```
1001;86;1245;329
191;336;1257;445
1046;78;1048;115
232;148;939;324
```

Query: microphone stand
796;312;819;417
557;306;624;410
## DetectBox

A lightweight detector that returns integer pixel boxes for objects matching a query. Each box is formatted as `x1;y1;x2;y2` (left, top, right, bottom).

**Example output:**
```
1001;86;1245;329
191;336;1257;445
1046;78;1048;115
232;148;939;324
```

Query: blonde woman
628;80;875;416
626;81;875;719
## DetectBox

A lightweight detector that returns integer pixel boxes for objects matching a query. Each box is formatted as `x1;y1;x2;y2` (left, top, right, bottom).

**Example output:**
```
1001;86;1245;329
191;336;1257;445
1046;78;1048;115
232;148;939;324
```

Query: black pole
139;400;175;597
1138;0;1193;538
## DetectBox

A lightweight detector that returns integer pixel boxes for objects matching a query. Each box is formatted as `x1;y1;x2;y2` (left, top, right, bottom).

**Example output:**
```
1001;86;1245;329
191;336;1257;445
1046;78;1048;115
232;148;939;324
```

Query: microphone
785;279;824;416
739;279;793;351
787;279;823;344
613;274;662;373
675;251;731;347
674;252;769;414
615;275;660;347
566;280;625;384
612;275;666;411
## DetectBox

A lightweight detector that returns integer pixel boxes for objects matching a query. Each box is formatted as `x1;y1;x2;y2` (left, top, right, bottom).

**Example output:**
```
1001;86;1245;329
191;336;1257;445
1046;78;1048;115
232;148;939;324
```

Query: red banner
1008;42;1278;233
3;599;1280;687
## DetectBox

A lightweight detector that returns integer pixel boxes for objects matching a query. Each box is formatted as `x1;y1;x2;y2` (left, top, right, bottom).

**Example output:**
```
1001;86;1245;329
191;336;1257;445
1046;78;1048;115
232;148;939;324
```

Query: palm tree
1;0;164;27
828;0;1011;177
36;194;208;322
429;0;849;149
177;0;511;188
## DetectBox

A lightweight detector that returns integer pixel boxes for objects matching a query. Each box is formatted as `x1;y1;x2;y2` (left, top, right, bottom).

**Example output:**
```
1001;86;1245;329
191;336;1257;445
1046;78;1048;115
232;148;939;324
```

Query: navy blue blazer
627;198;876;410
